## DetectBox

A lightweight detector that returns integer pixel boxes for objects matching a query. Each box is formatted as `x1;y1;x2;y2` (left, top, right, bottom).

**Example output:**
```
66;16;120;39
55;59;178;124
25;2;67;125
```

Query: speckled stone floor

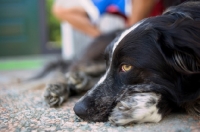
0;70;199;132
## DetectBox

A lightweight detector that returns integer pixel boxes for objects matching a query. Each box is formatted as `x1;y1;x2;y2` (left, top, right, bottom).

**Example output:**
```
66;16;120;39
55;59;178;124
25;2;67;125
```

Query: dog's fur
72;1;200;125
42;29;123;106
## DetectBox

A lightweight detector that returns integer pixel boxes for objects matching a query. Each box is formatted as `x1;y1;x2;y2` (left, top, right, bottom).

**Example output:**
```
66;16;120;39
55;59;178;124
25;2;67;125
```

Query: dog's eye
121;65;132;72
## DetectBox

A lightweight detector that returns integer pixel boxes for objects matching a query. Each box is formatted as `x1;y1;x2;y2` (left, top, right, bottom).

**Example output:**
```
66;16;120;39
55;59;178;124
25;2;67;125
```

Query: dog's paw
43;83;69;107
109;93;162;125
66;72;89;93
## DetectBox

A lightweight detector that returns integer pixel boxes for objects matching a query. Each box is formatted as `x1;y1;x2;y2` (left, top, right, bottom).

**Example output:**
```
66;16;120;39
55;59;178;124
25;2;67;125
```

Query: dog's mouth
74;95;119;122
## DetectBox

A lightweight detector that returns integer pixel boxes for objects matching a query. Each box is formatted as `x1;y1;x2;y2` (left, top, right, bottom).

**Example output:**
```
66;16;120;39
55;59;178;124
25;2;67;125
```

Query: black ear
156;18;200;74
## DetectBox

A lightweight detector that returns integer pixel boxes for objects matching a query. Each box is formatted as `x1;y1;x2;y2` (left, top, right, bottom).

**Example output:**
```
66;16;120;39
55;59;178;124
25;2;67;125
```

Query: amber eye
121;65;132;72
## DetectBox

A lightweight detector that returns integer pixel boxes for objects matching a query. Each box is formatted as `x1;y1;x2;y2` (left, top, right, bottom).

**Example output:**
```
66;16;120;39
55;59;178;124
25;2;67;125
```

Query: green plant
46;0;61;47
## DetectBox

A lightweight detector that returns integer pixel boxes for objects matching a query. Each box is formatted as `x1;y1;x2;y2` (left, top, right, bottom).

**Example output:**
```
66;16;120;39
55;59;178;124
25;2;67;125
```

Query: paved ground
0;69;199;132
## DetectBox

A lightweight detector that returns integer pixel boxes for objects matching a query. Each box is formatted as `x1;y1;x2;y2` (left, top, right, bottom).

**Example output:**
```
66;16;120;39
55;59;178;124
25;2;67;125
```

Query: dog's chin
74;95;118;122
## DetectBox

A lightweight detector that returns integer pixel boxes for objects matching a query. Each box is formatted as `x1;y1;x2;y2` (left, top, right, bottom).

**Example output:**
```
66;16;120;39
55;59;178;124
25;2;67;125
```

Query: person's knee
52;5;66;20
52;5;87;20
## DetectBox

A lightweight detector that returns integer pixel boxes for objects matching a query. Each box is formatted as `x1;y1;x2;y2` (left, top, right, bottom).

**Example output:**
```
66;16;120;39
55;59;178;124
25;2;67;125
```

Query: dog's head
74;2;200;122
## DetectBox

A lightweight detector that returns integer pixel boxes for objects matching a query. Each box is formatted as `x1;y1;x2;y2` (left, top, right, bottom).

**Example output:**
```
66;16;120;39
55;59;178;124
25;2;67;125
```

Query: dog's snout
74;101;88;119
74;96;92;120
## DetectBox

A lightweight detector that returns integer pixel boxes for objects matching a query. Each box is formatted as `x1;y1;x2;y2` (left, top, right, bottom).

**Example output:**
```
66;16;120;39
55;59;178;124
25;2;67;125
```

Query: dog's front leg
65;61;105;94
65;71;100;94
44;83;69;107
43;71;94;107
43;71;90;107
43;70;70;107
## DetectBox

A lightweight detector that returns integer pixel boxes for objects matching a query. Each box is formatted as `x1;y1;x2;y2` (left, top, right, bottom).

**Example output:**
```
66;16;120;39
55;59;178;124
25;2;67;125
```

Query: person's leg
52;5;101;37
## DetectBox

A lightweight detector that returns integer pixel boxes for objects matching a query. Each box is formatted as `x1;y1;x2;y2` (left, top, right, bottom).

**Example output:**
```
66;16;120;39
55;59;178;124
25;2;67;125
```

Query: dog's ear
156;18;200;74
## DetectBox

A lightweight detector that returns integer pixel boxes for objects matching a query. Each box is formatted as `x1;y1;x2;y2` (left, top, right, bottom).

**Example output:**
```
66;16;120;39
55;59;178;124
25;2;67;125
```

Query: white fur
111;20;144;55
109;92;162;125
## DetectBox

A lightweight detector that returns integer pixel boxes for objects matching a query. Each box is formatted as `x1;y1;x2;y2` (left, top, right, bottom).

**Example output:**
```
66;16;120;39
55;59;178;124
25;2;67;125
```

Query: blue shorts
80;0;131;24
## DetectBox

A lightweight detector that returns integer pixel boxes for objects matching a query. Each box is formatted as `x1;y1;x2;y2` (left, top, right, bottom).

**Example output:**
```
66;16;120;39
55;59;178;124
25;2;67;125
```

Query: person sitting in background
52;0;186;37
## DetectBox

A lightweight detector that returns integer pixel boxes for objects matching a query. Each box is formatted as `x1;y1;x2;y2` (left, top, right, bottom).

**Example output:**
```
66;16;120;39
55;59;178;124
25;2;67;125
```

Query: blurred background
0;0;125;71
0;0;62;71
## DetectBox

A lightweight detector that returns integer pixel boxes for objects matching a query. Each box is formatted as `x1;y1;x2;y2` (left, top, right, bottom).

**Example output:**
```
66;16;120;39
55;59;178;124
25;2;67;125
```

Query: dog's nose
73;100;88;120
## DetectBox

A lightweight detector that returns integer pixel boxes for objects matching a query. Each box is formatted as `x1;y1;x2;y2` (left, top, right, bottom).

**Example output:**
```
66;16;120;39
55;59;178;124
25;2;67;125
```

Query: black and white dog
73;1;200;125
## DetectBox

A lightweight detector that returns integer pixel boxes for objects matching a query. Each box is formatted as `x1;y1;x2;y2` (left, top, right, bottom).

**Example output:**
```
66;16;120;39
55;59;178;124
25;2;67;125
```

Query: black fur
74;1;200;125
